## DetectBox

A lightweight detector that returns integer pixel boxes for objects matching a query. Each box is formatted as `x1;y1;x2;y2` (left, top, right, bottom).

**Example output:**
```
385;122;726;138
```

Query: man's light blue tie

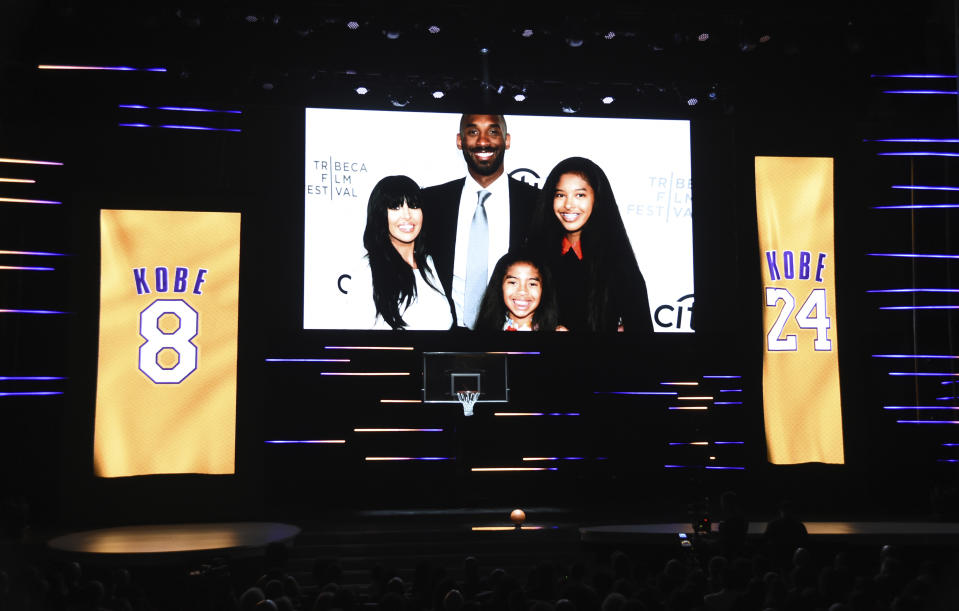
464;189;491;327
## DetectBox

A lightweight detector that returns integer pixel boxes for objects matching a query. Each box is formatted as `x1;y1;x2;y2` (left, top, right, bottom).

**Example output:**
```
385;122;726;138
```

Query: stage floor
47;522;300;564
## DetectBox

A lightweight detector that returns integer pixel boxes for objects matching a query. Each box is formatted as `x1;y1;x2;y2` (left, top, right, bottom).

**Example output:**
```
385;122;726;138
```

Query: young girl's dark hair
528;156;650;332
362;175;440;329
473;249;559;332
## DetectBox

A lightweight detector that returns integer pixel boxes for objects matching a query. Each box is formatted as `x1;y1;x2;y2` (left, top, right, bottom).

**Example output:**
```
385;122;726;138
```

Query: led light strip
471;467;557;471
0;197;61;205
0;178;35;183
0;376;65;381
677;396;714;400
471;526;549;531
120;104;242;114
874;204;959;209
264;358;350;362
325;346;414;351
873;354;959;359
365;456;451;461
0;309;67;314
0;266;54;271
0;158;62;166
0;251;66;256
881;306;959;310
668;406;708;410
868;253;959;259
320;372;410;376
890;372;959;377
265;440;345;444
38;65;166;72
380;399;422;403
897;420;959;424
892;185;959;191
0;391;63;397
884;406;959;410
594;391;678;395
353;428;443;432
869;288;959;293
661;381;699;386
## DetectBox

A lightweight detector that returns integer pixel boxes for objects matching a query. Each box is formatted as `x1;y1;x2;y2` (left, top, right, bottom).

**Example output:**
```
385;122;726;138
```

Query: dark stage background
0;3;957;528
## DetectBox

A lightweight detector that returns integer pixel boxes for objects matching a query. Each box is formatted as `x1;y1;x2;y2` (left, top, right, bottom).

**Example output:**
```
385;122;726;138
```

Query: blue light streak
713;441;745;445
869;288;959;293
159;125;242;132
720;389;743;392
871;74;957;78
594;391;679;395
0;250;66;257
870;138;959;143
157;106;243;114
714;401;743;405
0;197;61;205
703;375;742;379
118;104;149;109
881;306;959;310
264;358;350;362
0;391;63;397
0;265;54;271
897;420;959;424
884;406;959;410
705;466;746;470
874;204;959;210
868;253;959;259
893;185;959;191
890;372;959;377
882;90;958;95
0;376;65;381
873;354;959;359
118;123;150;128
878;152;959;157
265;440;345;444
0;309;67;314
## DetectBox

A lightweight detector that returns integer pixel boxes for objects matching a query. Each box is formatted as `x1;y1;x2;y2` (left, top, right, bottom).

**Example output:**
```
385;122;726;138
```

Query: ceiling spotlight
432;90;445;99
521;29;534;38
346;20;360;30
479;47;489;55
602;96;614;104
384;29;401;40
698;32;710;42
604;31;616;40
687;97;699;106
560;100;581;114
707;85;719;100
428;25;441;34
388;92;412;107
514;93;527;102
566;37;584;48
355;86;369;95
245;15;259;23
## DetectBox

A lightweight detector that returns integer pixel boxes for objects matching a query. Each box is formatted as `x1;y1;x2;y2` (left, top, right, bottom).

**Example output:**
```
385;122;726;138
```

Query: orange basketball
509;509;526;524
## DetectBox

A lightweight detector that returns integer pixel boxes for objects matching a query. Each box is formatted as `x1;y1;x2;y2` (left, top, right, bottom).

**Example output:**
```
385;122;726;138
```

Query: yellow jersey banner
755;157;844;465
94;209;241;477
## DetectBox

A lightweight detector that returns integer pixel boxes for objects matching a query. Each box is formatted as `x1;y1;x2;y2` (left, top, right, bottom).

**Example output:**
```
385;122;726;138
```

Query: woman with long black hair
348;175;454;330
528;157;653;333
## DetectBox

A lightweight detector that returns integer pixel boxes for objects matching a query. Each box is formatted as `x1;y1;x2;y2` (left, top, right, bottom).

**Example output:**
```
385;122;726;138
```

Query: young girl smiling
474;251;564;331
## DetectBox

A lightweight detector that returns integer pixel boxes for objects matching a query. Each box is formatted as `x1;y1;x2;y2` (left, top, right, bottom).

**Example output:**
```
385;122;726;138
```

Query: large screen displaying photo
304;108;693;332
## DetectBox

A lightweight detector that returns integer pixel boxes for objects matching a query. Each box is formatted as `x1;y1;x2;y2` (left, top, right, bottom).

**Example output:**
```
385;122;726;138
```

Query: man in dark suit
421;113;539;328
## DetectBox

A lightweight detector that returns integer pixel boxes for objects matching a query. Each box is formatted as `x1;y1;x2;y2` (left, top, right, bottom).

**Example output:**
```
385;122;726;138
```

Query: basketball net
456;390;480;417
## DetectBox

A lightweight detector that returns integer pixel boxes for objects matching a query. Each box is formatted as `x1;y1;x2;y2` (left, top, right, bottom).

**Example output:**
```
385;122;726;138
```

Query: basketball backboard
422;352;508;404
